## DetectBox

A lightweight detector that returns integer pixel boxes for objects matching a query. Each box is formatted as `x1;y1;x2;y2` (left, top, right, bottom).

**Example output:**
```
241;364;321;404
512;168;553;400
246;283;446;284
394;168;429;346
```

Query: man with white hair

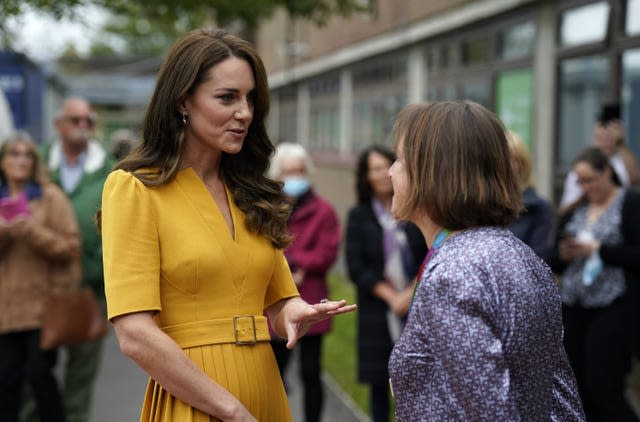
38;97;113;422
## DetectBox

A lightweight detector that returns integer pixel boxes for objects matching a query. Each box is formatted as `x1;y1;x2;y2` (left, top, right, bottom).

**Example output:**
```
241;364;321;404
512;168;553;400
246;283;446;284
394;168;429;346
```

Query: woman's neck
587;186;619;224
376;193;393;210
7;180;25;197
592;185;618;207
414;213;444;249
182;151;222;185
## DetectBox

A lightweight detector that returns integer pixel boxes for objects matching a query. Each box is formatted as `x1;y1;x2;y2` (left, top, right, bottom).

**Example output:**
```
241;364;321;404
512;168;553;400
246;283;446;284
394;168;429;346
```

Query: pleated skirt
139;342;292;421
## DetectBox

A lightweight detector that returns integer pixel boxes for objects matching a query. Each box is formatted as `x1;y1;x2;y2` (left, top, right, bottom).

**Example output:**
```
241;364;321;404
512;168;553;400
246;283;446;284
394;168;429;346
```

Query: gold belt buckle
233;315;257;345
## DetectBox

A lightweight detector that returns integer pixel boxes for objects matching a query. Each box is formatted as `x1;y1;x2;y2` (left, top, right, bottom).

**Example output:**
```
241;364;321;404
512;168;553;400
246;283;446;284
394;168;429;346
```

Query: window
499;21;536;61
440;43;458;69
622;49;640;157
560;2;610;47
627;0;640;36
426;85;438;101
442;84;457;100
425;46;439;73
276;87;297;144
558;55;609;168
461;36;490;66
352;54;407;152
309;75;340;150
462;78;490;106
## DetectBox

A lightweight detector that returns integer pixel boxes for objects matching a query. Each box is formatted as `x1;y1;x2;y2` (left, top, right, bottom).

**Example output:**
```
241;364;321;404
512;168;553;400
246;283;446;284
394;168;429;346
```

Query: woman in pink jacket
268;142;341;422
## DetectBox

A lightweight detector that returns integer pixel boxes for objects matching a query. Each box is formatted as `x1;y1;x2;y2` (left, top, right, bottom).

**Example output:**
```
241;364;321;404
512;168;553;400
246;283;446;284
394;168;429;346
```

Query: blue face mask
282;177;310;197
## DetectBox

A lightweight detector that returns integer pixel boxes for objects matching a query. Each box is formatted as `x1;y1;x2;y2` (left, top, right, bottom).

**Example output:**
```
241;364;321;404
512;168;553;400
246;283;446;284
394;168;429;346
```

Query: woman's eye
219;94;235;102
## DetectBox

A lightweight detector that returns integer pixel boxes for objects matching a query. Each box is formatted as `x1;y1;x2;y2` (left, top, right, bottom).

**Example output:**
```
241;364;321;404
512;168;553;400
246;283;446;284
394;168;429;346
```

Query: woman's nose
234;100;253;120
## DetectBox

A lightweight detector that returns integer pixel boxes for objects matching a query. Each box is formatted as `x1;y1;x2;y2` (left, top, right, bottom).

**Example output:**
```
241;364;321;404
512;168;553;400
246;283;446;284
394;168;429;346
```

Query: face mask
282;177;310;197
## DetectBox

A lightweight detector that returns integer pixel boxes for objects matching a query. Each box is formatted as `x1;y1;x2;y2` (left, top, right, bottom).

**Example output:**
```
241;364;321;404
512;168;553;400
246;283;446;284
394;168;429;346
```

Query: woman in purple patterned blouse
386;101;585;421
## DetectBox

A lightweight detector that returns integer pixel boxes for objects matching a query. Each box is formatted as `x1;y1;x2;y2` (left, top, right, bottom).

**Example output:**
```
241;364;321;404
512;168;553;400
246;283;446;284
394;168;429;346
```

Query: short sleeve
102;170;161;320
264;250;299;309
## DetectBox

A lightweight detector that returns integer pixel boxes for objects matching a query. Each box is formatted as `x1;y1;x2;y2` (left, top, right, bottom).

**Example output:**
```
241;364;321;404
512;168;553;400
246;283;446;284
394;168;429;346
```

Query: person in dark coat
505;131;554;261
548;147;640;422
345;145;426;422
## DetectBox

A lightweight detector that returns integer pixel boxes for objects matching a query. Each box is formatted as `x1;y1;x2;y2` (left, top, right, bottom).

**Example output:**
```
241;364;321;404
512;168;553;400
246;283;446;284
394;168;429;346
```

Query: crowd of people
0;27;639;422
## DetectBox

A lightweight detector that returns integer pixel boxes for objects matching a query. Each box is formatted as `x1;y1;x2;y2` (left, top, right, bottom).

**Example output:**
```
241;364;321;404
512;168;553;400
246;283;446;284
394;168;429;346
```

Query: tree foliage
1;0;368;57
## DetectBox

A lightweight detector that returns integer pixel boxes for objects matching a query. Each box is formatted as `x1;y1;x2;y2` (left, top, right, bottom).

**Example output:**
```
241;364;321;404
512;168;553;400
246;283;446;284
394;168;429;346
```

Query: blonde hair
505;131;532;190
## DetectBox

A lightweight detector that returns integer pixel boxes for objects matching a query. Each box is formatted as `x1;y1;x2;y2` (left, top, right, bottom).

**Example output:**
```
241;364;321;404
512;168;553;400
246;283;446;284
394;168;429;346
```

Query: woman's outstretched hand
268;297;357;349
284;298;357;349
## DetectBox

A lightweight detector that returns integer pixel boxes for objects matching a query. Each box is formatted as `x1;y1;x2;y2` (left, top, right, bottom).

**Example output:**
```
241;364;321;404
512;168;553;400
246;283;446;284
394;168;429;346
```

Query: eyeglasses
63;115;96;126
576;175;599;186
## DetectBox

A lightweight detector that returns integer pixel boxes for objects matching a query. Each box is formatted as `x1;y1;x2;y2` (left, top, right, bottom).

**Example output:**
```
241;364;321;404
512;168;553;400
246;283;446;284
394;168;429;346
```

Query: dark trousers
0;330;66;422
271;334;324;422
563;301;639;422
370;382;390;422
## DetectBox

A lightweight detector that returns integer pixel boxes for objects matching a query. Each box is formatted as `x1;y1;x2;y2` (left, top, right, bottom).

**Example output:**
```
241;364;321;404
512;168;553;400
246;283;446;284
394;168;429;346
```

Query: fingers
329;304;358;315
285;322;302;350
284;299;357;349
314;298;345;308
312;301;357;317
313;303;342;316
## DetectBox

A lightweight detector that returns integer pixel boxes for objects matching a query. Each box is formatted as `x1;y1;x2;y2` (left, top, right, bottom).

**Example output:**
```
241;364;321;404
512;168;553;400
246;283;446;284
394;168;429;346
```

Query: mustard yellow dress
101;168;298;422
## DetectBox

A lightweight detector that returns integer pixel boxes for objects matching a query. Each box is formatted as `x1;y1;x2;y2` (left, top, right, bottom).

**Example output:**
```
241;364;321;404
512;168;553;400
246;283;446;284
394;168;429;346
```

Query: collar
0;182;42;200
62;149;88;169
432;228;451;249
48;139;107;174
292;189;314;212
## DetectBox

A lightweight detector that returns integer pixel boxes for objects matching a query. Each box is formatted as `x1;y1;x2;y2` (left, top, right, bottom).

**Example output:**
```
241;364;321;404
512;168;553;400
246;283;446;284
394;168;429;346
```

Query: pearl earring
182;113;187;125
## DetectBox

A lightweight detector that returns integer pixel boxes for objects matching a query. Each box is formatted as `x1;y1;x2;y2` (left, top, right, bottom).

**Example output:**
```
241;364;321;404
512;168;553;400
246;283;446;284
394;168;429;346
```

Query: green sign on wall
496;68;534;151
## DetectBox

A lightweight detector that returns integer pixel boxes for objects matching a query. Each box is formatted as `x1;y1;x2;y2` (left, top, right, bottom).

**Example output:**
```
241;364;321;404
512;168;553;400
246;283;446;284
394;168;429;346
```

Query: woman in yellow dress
100;29;356;422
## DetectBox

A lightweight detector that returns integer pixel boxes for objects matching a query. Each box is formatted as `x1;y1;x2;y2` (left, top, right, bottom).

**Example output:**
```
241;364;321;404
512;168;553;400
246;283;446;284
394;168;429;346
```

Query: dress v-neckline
178;167;238;242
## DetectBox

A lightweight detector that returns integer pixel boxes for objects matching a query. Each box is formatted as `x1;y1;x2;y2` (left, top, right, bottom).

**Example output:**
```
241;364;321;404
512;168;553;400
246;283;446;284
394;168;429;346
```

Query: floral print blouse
388;227;585;421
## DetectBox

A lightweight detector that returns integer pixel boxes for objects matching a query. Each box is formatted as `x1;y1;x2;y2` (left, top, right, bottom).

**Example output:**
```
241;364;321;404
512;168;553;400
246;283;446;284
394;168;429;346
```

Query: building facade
256;0;640;214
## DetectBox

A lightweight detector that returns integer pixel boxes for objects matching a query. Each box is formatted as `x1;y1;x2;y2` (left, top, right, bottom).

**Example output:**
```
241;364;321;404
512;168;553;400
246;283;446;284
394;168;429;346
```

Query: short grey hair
268;142;315;179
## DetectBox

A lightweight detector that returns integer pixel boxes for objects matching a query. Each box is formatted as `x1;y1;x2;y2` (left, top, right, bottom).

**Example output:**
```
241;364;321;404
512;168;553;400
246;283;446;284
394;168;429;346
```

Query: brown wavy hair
392;101;522;229
116;28;291;248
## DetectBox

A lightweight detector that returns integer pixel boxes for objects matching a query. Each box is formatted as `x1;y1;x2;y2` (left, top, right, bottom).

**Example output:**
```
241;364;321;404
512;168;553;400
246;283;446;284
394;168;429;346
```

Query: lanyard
413;228;450;298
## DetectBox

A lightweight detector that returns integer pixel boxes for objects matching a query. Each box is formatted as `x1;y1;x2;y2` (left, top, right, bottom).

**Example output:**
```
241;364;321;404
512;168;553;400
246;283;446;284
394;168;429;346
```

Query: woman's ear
176;98;188;114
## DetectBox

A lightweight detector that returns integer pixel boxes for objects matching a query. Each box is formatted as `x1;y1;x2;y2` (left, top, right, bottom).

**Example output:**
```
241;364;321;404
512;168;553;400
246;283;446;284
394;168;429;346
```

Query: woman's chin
223;142;245;155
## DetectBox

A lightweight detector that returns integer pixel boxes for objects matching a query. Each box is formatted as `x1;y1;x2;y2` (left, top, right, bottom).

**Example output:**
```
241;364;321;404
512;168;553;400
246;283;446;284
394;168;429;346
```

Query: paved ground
89;329;369;421
281;347;370;422
90;329;147;421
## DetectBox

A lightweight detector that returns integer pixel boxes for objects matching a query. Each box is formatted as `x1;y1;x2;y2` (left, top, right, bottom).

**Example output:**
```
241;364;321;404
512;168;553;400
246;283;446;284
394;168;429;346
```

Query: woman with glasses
0;131;81;422
549;147;640;422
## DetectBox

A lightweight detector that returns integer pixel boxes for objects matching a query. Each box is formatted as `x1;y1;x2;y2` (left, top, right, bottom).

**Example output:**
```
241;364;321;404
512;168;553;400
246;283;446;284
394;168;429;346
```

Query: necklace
412;228;451;298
